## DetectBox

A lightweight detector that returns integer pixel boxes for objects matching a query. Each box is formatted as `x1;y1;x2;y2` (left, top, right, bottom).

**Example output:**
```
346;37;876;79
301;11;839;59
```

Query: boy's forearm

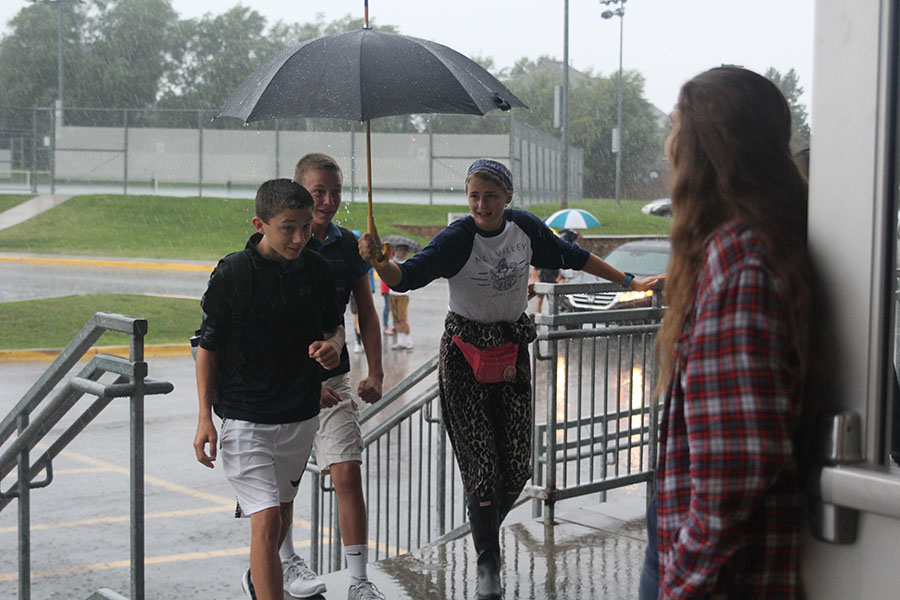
324;325;346;354
375;261;403;288
195;347;217;422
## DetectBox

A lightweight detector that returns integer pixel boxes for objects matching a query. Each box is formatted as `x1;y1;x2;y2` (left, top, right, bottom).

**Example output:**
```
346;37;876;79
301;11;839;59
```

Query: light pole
31;0;72;126
601;0;627;207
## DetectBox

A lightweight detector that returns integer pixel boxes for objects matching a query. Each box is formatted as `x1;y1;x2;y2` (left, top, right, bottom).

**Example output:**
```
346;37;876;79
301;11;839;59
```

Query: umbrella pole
366;119;375;235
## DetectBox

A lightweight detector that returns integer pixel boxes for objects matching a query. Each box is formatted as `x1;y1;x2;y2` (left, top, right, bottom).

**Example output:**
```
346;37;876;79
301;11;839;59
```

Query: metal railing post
129;325;146;600
436;419;447;535
310;472;321;573
544;292;559;525
17;413;30;600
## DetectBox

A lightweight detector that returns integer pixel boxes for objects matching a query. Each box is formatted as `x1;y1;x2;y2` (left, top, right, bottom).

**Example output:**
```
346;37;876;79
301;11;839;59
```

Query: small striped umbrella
544;209;601;229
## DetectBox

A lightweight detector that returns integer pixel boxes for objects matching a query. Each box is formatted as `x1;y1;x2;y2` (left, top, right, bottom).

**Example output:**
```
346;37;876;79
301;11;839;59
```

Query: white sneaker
348;578;386;600
283;554;326;598
241;568;257;599
353;342;364;353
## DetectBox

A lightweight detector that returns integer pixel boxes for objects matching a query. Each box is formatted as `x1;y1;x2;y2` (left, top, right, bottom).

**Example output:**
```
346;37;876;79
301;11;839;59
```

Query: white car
564;239;670;310
641;198;672;217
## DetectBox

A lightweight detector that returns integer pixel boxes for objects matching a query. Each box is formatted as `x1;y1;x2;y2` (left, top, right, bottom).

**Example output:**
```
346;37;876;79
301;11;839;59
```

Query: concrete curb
0;344;192;362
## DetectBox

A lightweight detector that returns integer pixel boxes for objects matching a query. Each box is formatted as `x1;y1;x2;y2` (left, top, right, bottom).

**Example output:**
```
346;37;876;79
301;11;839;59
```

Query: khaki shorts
220;416;318;516
389;294;410;323
314;373;363;472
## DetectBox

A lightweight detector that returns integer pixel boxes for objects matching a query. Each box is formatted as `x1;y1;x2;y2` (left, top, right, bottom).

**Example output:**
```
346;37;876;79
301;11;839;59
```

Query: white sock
279;527;295;562
345;544;368;581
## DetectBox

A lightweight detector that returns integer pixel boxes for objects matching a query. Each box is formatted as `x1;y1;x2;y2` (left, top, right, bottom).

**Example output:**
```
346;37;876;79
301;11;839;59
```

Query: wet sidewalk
0;194;72;230
318;495;649;600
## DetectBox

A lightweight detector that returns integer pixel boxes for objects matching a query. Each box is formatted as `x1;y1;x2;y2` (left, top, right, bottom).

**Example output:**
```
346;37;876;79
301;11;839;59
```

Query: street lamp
601;0;627;207
31;0;76;126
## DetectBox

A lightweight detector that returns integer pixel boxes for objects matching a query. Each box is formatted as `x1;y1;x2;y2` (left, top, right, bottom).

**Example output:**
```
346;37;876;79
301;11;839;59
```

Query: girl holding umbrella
359;159;660;600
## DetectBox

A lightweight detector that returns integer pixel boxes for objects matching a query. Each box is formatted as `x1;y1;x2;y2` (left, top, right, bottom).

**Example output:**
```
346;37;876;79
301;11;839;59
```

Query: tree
765;67;811;150
0;1;88;110
503;57;664;199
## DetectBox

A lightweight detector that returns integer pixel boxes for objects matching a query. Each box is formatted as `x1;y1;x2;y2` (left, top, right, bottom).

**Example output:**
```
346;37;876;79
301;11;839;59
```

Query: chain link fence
0;107;582;205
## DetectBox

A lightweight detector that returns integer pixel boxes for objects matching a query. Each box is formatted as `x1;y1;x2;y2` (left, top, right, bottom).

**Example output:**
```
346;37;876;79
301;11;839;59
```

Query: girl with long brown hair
644;66;811;599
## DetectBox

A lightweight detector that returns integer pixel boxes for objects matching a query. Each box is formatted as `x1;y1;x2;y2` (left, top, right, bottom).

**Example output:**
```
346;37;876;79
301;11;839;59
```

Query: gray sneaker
348;578;386;600
283;554;327;598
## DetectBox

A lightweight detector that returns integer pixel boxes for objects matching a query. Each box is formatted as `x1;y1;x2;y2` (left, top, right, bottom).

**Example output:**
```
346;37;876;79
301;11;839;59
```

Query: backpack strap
337;226;363;289
221;250;253;323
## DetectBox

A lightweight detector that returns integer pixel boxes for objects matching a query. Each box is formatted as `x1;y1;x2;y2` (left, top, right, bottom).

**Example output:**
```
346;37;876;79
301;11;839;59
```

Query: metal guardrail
306;280;664;573
0;312;174;600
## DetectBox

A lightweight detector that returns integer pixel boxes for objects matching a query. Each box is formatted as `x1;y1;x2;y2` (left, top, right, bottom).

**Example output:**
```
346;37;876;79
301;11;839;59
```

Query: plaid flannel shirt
656;221;804;599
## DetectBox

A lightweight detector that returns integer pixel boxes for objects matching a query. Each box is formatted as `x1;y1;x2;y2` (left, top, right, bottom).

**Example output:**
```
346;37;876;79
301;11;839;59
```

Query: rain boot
496;486;522;525
467;493;502;600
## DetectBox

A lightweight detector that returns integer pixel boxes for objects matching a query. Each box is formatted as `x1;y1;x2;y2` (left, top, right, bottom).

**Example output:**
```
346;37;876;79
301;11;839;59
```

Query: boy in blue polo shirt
193;178;344;600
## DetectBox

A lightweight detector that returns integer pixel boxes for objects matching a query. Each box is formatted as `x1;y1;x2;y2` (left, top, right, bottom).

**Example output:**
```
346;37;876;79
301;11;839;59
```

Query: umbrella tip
493;94;511;111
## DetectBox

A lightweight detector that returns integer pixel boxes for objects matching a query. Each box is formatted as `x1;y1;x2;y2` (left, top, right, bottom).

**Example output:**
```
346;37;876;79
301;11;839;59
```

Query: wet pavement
0;254;652;599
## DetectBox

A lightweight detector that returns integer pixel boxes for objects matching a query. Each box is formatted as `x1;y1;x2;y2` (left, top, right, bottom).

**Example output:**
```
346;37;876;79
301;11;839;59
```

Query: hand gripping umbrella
216;6;526;237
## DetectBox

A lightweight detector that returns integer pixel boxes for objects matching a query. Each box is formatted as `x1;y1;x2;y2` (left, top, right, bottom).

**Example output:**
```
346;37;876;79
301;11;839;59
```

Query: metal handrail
303;279;666;575
0;312;174;600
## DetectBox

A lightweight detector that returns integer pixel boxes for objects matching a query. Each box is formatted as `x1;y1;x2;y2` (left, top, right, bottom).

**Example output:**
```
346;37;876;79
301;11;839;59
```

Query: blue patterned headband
467;159;513;192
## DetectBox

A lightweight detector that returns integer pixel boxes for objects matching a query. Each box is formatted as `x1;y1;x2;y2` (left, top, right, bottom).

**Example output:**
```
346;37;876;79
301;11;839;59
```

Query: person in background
643;66;812;599
278;153;385;600
388;243;413;350
360;159;660;600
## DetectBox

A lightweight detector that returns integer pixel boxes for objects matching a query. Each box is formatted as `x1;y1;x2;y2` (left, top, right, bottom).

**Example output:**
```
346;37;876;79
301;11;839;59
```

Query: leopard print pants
439;312;537;501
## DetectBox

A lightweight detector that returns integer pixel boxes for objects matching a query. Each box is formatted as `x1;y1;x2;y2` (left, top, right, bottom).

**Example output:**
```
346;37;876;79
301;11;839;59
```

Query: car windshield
604;247;670;275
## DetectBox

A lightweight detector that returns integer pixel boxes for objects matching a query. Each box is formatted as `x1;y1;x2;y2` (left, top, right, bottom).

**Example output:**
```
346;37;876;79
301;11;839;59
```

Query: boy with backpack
193;179;344;600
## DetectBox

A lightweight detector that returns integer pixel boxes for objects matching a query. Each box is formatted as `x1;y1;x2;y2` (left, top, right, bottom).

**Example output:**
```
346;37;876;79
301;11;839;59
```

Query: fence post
31;108;38;194
428;120;434;206
350;121;356;204
197;110;203;197
123;109;129;195
275;119;280;179
49;104;56;195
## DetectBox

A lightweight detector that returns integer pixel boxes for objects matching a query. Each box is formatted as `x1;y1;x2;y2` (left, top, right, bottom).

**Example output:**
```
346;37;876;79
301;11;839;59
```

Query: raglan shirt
305;222;372;379
392;209;589;323
198;233;342;424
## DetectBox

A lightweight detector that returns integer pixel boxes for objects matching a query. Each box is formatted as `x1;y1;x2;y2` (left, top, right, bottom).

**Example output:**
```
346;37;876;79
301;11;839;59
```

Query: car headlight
618;290;653;303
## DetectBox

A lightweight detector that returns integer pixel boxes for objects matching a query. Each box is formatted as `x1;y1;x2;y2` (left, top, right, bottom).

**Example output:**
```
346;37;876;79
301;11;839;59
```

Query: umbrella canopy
381;234;423;253
217;28;526;123
544;209;602;229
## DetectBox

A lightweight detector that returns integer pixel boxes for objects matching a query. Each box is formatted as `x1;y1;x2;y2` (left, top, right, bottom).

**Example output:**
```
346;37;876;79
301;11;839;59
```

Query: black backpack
190;229;359;359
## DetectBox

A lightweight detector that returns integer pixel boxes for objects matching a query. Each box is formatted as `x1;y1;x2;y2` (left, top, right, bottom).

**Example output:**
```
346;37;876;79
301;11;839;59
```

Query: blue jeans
638;494;659;600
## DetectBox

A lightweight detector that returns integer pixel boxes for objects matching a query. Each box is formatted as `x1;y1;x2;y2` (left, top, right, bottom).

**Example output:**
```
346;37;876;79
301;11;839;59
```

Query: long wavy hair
655;66;811;393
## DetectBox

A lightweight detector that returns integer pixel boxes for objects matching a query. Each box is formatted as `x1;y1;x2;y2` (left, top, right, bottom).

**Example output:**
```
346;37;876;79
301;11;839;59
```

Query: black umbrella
381;234;423;254
216;20;526;235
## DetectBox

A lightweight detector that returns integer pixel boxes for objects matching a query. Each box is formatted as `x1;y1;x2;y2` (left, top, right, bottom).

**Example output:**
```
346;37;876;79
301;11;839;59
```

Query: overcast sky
1;0;815;113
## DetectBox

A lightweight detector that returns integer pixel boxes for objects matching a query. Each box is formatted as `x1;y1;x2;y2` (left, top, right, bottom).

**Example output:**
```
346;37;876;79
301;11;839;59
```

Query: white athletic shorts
314;373;363;472
220;416;318;516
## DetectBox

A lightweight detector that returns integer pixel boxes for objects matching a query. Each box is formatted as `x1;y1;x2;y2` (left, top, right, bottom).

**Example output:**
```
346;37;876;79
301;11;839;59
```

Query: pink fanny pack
451;336;519;384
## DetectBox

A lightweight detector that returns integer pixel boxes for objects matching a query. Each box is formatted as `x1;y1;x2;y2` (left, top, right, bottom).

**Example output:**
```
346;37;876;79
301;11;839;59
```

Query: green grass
0;194;31;213
0;193;668;260
0;294;201;350
0;194;471;260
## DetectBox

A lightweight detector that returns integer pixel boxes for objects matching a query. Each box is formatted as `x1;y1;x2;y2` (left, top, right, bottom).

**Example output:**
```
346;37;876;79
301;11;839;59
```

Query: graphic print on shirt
470;256;529;292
